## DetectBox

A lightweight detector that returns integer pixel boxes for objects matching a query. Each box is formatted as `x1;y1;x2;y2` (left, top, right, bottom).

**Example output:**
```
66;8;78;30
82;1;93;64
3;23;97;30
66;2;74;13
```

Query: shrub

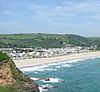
0;51;9;62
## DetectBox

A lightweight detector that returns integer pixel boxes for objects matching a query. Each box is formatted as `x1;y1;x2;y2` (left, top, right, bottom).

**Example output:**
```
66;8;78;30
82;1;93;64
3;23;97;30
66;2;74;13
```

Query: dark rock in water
42;87;49;89
43;78;50;81
0;51;40;92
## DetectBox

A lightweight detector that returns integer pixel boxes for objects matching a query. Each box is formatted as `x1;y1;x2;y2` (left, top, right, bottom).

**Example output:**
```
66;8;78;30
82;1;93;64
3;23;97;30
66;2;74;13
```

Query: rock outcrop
0;51;39;92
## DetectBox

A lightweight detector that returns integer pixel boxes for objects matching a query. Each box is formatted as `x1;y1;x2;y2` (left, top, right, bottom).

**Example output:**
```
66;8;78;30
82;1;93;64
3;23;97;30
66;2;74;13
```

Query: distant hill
88;37;100;50
0;51;39;92
0;33;93;48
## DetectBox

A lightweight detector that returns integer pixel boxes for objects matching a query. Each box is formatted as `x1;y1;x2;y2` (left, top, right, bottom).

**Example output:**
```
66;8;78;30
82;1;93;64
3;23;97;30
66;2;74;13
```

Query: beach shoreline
14;51;100;68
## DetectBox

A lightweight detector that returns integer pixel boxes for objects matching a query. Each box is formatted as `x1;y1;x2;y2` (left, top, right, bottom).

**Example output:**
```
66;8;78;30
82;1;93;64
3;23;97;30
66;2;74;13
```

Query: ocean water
20;57;100;92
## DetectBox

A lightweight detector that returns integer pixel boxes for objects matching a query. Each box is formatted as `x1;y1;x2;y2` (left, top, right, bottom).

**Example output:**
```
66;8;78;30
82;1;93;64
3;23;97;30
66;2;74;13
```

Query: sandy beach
14;51;100;68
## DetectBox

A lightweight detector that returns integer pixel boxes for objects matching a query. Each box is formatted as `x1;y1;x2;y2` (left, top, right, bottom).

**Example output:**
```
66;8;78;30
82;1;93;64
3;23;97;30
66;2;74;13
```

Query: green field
0;33;99;49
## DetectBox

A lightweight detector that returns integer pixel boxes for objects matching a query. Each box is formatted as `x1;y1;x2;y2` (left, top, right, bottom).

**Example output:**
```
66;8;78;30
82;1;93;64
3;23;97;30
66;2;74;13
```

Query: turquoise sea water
21;57;100;92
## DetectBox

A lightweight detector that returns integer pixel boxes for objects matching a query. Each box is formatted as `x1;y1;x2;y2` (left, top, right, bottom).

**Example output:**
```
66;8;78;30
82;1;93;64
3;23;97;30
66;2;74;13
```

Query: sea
20;56;100;92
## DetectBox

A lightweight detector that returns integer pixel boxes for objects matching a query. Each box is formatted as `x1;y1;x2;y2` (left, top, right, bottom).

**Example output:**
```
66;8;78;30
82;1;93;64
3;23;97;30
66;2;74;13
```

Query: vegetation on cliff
0;52;9;62
0;51;39;92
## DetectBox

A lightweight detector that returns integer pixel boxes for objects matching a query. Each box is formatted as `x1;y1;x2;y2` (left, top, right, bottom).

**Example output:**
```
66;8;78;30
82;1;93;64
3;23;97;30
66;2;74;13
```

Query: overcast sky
0;0;100;37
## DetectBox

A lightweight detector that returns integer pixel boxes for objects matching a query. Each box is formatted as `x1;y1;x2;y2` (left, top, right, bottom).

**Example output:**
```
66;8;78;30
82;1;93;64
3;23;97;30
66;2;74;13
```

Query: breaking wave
20;56;100;73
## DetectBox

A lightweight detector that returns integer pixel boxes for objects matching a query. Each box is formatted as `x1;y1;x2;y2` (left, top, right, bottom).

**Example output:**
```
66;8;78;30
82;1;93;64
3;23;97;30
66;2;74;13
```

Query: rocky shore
0;51;40;92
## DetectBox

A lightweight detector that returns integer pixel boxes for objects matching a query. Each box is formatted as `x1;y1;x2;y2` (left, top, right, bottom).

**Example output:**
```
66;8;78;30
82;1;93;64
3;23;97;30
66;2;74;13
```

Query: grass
0;33;91;48
0;52;9;62
0;86;21;92
0;87;7;92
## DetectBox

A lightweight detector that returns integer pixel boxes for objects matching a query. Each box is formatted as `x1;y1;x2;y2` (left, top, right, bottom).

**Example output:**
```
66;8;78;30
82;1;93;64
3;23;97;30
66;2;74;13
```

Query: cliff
0;51;39;92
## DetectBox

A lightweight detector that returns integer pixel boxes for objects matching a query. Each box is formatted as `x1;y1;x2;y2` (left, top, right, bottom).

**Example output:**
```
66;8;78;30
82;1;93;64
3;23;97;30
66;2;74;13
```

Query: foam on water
20;63;71;72
20;56;100;73
30;77;39;81
39;84;59;92
41;78;64;83
34;71;39;74
39;87;48;92
61;64;72;67
55;65;61;68
44;68;57;71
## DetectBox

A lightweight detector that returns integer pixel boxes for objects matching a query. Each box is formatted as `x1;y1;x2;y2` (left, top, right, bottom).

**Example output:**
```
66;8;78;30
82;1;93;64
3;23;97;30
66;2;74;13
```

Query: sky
0;0;100;37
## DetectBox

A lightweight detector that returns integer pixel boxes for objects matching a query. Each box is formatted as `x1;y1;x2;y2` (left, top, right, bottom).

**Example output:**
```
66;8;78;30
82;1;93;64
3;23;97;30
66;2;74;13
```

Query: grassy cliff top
0;51;9;62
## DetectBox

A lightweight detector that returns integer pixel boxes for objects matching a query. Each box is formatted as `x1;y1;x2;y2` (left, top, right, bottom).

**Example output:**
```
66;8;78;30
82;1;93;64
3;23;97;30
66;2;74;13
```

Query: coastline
14;51;100;68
